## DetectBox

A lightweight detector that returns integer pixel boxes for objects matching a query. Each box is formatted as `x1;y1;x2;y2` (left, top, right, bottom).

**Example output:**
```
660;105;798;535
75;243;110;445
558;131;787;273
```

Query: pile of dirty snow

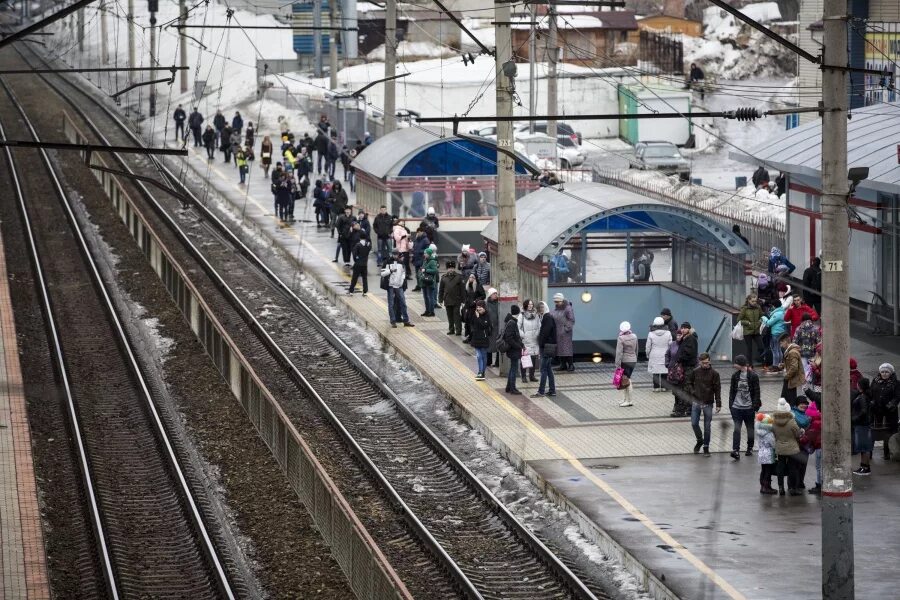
367;41;456;61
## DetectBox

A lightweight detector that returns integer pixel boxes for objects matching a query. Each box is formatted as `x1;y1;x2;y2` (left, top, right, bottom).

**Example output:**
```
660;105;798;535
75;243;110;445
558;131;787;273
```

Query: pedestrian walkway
0;229;50;600
177;137;900;600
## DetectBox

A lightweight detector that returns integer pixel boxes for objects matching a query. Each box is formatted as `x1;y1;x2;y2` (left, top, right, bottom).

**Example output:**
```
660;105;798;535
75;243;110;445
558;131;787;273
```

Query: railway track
7;43;614;600
0;72;235;598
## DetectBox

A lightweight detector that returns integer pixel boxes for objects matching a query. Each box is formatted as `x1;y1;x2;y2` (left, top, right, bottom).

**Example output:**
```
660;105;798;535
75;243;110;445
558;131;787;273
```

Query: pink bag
520;352;533;369
612;367;624;388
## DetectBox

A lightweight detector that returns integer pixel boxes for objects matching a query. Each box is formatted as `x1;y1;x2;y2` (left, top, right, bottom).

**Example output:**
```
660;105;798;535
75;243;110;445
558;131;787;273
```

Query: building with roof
637;15;702;38
481;182;751;357
730;103;900;333
351;127;539;253
511;11;639;66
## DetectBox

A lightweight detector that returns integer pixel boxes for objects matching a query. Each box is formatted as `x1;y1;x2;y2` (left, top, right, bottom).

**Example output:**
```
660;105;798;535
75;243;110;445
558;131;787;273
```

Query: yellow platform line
194;148;746;600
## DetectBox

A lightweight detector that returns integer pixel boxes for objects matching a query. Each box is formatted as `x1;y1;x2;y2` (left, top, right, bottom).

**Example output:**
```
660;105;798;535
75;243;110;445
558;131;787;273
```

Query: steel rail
0;83;120;600
0;74;235;600
19;45;597;599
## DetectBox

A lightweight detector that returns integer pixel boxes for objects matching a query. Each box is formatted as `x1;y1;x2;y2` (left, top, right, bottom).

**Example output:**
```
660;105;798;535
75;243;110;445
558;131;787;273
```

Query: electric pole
820;0;853;596
329;0;338;89
384;0;397;134
100;0;108;64
494;0;518;376
179;0;188;93
127;0;135;85
149;4;157;117
313;0;323;78
528;2;536;134
546;6;558;161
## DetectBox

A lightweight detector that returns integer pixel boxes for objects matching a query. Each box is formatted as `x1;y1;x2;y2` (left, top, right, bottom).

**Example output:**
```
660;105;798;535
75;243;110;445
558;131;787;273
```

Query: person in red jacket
783;295;819;337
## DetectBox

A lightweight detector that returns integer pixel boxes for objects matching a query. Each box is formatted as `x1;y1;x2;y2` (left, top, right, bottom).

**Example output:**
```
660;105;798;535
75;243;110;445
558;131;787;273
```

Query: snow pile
687;3;794;79
366;41;456;61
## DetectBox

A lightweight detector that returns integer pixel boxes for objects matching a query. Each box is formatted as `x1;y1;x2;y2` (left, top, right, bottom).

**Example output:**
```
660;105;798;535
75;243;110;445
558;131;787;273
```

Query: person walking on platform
501;305;525;395
381;251;414;328
646;316;672;392
260;136;273;178
551;293;575;372
462;274;485;343
614;321;638;407
486;288;500;368
230;128;242;167
373;206;393;268
470;300;492;380
685;352;721;456
213;110;226;145
244;121;255;148
315;129;329;174
439;260;464;336
347;232;371;296
533;301;557;397
329;181;349;236
202;125;216;159
670;322;698;417
173;104;186;141
187;107;204;146
334;206;354;267
729;355;761;460
236;147;248;184
518;299;540;384
231;111;244;135
274;174;294;222
220;124;233;163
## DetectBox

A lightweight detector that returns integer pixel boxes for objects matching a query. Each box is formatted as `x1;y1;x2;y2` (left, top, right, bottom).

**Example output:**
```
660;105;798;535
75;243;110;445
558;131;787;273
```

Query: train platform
0;229;50;599
179;141;900;600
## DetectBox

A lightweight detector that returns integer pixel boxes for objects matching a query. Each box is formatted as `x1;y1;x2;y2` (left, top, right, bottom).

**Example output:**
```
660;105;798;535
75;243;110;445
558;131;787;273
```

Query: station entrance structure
351;126;538;254
481;182;753;358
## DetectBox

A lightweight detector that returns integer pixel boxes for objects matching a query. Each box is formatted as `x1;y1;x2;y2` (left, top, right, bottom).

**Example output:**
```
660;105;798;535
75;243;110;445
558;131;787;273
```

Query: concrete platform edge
218;200;680;600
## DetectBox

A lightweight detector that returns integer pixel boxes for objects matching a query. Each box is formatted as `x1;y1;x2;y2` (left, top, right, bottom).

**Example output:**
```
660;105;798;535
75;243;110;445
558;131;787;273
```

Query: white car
556;136;585;168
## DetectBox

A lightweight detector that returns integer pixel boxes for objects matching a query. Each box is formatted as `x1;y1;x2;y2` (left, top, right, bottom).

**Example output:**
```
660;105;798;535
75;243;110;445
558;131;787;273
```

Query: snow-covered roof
480;182;752;261
728;103;900;195
511;15;605;30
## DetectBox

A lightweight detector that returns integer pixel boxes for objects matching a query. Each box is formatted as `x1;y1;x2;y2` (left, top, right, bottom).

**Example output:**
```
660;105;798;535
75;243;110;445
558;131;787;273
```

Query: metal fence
593;167;785;270
638;30;684;75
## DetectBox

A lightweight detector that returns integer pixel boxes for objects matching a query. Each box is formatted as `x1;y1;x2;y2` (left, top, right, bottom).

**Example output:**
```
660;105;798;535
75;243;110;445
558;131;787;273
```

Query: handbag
542;343;557;357
612;367;624;388
619;375;631;390
520;351;533;369
731;323;744;341
668;362;685;386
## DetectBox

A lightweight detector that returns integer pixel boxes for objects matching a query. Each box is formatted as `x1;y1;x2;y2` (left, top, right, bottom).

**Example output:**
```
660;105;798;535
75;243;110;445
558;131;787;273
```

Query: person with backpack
501;305;525;395
380;251;414;328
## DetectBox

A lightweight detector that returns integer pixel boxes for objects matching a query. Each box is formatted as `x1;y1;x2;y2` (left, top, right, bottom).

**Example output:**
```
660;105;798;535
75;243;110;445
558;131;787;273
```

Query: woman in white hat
646;316;673;392
615;321;638;407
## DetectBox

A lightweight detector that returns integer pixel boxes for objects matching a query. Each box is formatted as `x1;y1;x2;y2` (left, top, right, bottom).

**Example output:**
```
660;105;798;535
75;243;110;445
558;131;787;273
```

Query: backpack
496;330;509;353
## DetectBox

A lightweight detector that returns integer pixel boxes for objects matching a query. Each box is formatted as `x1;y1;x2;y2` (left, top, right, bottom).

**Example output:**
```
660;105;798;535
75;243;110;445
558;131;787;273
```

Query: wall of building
638;16;702;37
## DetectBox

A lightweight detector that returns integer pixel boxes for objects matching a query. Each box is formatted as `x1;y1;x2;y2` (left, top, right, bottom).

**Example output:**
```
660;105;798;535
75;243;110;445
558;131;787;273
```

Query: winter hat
771;247;782;258
660;308;672;317
850;358;859;370
461;244;470;253
653;316;665;326
427;206;436;215
553;292;565;302
755;412;767;423
879;363;895;375
487;287;498;298
478;251;487;258
429;243;437;252
776;398;790;412
758;273;770;288
446;260;456;269
510;305;521;316
734;354;748;367
469;247;477;254
680;321;692;329
619;321;631;333
424;248;434;256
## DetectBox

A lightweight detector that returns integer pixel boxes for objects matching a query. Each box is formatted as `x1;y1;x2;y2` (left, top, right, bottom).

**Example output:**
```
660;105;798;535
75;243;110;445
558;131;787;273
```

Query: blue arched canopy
352;126;531;179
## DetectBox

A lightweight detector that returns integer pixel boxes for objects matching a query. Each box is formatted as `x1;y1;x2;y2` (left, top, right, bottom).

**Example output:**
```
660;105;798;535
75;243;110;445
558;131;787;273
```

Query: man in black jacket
315;130;329;174
685;352;720;456
187;107;204;147
213;110;226;144
801;257;822;314
333;207;354;266
729;354;761;459
502;306;525;395
533;301;557;397
373;206;393;267
670;321;698;417
347;233;372;296
173;104;186;141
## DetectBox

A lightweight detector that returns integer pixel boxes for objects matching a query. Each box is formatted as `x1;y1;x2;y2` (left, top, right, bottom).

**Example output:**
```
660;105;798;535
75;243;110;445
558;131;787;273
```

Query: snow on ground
366;40;456;61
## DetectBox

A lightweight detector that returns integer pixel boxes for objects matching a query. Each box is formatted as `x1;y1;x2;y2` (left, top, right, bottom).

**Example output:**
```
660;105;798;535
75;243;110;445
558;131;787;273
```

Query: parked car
514;121;582;145
556;135;586;168
468;125;497;139
629;141;690;180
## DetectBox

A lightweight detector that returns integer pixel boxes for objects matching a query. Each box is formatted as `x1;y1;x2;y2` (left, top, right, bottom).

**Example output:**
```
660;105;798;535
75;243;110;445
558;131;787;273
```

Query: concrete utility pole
329;0;338;89
100;1;108;64
77;8;84;53
528;3;536;134
546;6;558;160
313;0;323;78
494;0;518;376
383;0;397;134
179;0;188;93
820;0;853;596
127;0;135;85
149;9;157;116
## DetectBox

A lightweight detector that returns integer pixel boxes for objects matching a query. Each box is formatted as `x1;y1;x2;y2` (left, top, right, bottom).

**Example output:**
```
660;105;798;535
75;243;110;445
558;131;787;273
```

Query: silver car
629;141;691;181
